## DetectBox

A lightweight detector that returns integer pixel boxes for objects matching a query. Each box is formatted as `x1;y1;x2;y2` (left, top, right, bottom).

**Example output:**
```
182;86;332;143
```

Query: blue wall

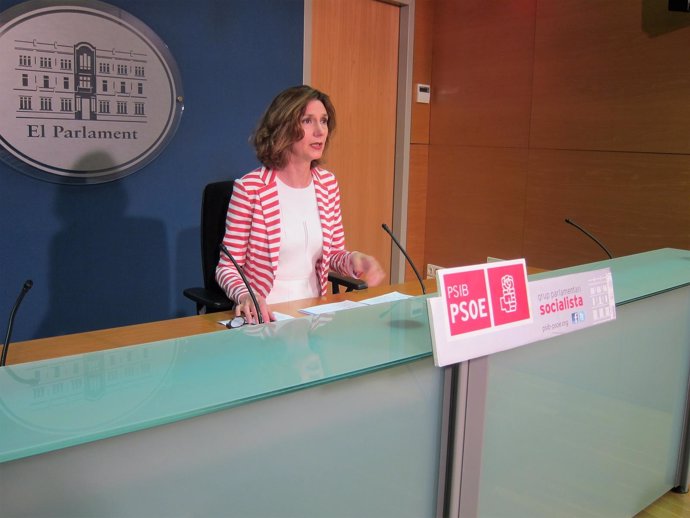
0;0;304;341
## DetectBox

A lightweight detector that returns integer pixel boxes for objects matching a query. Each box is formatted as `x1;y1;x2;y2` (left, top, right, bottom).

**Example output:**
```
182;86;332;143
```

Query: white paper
359;291;412;305
298;300;366;315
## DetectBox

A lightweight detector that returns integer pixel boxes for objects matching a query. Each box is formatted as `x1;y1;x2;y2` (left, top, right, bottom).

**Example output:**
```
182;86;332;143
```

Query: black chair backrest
200;181;235;292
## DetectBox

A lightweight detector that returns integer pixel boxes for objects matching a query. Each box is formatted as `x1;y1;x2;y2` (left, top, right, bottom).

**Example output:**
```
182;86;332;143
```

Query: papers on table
358;291;412;305
299;291;412;315
218;311;293;327
299;300;365;315
218;292;415;324
269;311;294;321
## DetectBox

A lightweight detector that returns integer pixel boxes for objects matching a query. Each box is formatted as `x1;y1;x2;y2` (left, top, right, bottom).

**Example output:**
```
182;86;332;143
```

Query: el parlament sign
0;0;184;184
427;261;616;367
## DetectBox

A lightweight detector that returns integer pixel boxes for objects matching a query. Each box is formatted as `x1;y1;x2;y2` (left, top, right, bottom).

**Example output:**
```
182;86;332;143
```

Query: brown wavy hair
252;85;336;169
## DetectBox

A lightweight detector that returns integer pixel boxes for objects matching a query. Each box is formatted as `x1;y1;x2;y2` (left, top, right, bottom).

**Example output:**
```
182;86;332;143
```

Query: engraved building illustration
13;37;148;122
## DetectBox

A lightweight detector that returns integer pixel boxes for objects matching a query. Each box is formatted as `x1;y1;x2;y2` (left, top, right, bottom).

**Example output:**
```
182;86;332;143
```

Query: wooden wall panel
406;0;436;281
411;0;434;145
523;150;690;269
407;144;429;280
425;0;690;271
424;145;529;268
532;1;690;154
429;0;536;148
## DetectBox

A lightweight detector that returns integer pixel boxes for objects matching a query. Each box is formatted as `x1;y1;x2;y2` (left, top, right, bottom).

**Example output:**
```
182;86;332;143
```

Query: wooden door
310;0;400;283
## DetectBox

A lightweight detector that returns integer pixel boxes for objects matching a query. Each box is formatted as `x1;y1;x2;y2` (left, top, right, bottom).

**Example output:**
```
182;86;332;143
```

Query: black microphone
1;280;33;367
219;243;264;324
381;223;426;295
565;218;613;259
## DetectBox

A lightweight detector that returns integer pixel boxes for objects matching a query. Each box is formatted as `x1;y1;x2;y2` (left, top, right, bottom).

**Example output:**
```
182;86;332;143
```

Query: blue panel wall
0;0;304;341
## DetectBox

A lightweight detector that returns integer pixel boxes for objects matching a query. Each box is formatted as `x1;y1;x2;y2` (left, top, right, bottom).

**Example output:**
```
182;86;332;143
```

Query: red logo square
486;264;531;326
442;269;491;336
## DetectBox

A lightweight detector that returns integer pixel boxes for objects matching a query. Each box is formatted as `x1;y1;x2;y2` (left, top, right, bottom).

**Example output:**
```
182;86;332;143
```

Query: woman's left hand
351;252;385;287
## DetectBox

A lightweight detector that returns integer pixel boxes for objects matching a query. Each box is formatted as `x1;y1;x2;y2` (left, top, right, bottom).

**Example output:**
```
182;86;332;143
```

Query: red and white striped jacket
215;166;356;303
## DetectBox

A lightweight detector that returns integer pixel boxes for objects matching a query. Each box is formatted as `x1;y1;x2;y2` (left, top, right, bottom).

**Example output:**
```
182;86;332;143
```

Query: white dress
266;178;324;304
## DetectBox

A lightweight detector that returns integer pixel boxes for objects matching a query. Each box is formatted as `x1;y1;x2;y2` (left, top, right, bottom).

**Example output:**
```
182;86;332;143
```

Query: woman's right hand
236;292;274;324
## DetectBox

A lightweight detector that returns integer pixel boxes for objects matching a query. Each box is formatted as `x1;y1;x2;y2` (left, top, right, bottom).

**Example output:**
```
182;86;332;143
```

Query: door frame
303;0;415;283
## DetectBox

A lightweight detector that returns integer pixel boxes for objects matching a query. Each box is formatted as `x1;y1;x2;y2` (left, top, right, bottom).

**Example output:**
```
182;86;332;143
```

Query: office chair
183;180;367;314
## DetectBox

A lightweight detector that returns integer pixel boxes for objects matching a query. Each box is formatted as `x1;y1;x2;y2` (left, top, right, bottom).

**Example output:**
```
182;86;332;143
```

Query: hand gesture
350;252;385;287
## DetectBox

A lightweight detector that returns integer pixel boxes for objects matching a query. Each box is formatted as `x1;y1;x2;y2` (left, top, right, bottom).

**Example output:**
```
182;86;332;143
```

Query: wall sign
0;0;184;184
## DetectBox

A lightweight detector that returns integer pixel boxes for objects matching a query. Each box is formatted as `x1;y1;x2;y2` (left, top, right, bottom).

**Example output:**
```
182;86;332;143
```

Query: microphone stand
219;244;264;324
381;223;426;295
565;218;613;259
1;280;33;367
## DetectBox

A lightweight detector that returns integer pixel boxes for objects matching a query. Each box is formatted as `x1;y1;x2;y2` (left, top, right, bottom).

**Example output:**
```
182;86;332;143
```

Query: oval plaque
0;0;184;183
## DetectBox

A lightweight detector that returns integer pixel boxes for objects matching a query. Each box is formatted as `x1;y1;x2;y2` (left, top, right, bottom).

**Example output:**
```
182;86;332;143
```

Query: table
1;278;443;517
2;251;689;518
6;279;433;366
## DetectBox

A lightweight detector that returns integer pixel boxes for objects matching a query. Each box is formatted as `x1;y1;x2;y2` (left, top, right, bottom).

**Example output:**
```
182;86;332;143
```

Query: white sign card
428;266;616;367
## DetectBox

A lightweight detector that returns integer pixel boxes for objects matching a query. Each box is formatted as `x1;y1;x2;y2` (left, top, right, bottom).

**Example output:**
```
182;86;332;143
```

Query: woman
216;85;385;324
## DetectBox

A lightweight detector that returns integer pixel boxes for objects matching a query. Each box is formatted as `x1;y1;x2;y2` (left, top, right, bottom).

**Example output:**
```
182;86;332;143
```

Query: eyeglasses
226;316;246;329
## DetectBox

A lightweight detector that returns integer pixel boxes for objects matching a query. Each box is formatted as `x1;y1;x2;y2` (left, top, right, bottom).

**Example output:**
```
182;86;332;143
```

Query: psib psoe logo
440;260;532;338
0;0;184;183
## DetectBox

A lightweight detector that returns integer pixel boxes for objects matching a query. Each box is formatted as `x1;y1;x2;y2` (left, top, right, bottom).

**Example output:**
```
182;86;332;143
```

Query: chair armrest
183;287;234;314
327;272;368;295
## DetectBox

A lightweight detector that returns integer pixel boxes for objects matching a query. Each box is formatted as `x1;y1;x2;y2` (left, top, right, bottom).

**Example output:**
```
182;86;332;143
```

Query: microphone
1;280;33;367
219;243;264;324
381;223;426;295
564;218;613;259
